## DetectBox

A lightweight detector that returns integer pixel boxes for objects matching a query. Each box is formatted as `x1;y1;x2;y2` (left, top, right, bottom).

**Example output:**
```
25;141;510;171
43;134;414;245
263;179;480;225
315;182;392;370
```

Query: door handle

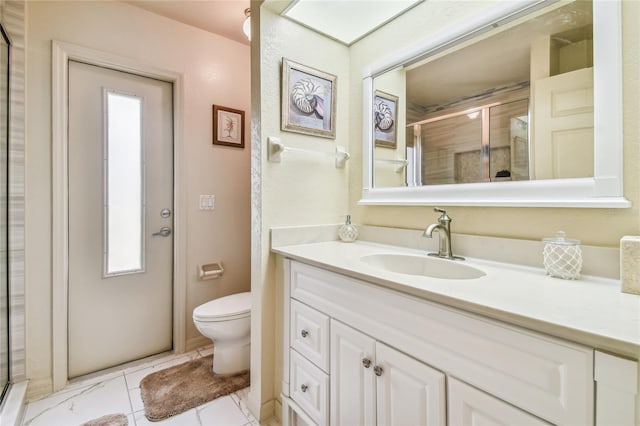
152;227;172;237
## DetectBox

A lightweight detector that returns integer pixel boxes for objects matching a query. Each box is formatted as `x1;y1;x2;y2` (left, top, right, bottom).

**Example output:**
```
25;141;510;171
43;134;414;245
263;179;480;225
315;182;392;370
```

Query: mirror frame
360;0;630;208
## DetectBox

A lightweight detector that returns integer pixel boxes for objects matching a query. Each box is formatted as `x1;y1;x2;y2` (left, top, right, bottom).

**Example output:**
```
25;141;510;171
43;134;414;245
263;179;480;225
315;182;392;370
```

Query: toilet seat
193;291;251;322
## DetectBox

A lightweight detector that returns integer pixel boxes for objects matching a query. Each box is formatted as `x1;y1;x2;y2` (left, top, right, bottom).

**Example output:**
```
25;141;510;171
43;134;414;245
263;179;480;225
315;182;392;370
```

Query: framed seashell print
282;58;337;139
373;90;398;148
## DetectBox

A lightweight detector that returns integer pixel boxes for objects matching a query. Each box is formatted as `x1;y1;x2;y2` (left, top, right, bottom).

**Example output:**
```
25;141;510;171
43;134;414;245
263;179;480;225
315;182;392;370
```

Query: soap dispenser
338;215;358;243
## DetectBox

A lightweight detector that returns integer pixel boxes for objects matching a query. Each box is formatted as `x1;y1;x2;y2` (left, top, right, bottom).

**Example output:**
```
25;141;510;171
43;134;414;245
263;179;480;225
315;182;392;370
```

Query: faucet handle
433;207;451;224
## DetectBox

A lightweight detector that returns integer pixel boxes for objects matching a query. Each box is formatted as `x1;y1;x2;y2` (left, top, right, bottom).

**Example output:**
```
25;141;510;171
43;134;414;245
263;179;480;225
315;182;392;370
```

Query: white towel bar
267;137;350;168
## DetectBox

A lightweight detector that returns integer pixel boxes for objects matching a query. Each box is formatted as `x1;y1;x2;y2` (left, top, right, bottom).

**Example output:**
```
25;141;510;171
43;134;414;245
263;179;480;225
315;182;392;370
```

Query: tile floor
21;347;265;426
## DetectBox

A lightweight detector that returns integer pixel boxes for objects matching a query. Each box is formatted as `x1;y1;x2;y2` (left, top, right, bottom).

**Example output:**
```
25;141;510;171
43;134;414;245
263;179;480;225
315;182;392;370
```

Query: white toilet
193;291;251;375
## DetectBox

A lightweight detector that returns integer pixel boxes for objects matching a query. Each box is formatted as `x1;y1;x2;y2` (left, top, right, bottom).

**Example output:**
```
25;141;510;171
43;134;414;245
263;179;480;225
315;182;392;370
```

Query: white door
448;377;551;425
68;61;174;378
375;342;446;426
532;67;594;179
330;320;376;426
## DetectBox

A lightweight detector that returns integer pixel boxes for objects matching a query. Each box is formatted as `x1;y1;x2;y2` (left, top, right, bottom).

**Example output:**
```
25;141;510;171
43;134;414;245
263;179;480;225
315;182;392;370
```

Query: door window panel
104;91;144;276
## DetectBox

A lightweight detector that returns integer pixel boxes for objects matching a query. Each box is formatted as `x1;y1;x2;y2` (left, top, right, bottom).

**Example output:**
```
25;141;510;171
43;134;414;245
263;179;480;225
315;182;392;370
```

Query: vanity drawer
291;299;330;372
290;349;329;426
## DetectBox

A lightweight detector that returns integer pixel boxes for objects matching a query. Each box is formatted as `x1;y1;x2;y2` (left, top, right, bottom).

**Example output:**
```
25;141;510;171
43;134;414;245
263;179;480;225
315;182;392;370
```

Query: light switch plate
199;195;215;210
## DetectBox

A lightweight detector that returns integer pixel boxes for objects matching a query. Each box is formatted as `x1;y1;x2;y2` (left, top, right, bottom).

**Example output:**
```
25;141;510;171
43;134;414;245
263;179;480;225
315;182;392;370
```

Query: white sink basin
360;253;486;280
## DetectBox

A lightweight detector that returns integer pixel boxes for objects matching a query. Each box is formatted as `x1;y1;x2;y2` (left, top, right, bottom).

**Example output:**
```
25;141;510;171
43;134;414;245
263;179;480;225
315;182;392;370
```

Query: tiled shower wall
1;0;25;383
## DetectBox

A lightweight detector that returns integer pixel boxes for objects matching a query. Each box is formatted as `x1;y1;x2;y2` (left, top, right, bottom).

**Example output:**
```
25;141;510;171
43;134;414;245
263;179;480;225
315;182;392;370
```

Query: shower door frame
51;41;187;392
0;22;11;405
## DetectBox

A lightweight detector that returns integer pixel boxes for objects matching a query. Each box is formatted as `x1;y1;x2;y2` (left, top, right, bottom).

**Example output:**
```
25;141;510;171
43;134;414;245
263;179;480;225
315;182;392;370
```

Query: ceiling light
242;8;251;41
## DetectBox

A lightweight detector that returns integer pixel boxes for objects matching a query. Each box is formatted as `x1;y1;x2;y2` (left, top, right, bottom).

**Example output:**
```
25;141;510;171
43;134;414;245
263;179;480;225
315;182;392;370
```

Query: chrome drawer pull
374;366;383;377
301;329;309;338
362;358;371;368
300;384;308;392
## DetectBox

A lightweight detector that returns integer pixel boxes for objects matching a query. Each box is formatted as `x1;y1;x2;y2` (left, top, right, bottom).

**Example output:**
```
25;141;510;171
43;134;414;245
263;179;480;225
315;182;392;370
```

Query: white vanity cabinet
448;378;550;425
331;320;446;426
280;258;636;426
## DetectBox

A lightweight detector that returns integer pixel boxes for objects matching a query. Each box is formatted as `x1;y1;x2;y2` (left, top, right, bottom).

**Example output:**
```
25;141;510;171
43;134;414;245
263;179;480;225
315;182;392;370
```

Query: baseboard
185;335;210;353
259;398;275;423
25;377;52;401
274;398;282;424
247;387;276;424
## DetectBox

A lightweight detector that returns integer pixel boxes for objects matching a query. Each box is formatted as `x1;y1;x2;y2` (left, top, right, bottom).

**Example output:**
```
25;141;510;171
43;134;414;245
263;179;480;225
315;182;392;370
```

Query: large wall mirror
361;0;629;207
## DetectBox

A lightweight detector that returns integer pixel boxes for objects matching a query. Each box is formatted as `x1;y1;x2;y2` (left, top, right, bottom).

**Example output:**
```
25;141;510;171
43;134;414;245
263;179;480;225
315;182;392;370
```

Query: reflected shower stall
407;97;529;186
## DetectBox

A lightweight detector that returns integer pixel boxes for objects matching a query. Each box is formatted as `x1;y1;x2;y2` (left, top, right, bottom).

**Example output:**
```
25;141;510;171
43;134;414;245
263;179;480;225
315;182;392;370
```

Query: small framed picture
373;90;398;149
213;105;245;148
282;58;337;139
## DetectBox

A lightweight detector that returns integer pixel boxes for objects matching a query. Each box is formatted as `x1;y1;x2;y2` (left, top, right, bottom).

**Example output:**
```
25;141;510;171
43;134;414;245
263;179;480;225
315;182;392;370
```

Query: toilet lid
193;291;251;321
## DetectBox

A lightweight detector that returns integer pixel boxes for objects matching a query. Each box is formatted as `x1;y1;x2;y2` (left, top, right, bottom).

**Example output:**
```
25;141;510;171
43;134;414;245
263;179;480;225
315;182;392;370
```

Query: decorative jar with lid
542;231;582;280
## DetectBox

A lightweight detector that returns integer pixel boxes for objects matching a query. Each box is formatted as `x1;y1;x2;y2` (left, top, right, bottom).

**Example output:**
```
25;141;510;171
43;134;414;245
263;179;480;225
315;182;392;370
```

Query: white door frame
51;40;187;391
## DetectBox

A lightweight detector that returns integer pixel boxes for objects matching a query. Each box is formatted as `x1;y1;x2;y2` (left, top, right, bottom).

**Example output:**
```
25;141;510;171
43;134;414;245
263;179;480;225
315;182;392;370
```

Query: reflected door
68;61;174;378
533;67;594;179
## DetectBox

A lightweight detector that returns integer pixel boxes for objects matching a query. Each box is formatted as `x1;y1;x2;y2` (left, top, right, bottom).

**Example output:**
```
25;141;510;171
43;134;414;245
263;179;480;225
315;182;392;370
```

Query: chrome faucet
423;208;464;260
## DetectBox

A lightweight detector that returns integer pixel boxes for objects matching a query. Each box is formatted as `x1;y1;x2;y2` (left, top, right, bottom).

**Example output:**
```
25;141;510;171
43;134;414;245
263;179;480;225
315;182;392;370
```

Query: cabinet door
448;377;551;425
330;320;376;426
375;342;446;426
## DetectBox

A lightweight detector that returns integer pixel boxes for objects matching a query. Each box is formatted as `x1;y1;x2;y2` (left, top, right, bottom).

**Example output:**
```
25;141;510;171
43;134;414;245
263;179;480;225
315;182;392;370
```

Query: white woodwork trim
282;259;291;397
330;320;376;426
376;342;447;425
592;0;623;197
594;351;638;425
51;40;186;391
448;377;550;425
359;0;629;208
282;394;317;426
289;350;329;425
290;300;330;372
362;77;374;191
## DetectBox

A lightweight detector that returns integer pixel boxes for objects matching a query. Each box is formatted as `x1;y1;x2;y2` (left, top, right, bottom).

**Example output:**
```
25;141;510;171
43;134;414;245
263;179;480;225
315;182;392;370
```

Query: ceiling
124;0;251;46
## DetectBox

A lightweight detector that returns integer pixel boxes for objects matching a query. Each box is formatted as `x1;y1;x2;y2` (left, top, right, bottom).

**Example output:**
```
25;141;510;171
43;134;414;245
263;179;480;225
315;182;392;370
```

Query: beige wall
251;2;350;420
348;0;640;247
26;1;250;398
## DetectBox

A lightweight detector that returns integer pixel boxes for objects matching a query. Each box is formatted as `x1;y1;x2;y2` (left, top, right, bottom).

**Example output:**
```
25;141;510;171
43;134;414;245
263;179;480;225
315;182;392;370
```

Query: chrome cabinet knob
362;358;371;368
374;366;383;377
301;330;309;338
300;384;308;392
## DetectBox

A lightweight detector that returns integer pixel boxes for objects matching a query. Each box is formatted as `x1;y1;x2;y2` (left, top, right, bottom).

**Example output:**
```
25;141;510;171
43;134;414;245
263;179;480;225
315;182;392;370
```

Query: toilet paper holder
198;262;224;280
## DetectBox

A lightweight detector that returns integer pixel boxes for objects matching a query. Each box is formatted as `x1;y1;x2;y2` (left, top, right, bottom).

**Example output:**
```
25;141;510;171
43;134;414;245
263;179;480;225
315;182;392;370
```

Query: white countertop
273;240;640;358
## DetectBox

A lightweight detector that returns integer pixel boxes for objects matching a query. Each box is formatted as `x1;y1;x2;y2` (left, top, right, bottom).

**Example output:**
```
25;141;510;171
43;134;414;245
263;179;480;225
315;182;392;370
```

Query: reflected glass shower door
0;23;10;402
